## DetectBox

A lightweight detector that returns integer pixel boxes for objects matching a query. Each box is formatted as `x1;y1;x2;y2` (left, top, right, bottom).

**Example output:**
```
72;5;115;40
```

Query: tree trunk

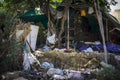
58;6;68;47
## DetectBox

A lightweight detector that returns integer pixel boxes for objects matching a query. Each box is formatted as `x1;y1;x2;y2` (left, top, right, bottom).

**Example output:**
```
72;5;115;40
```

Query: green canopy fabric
20;9;48;29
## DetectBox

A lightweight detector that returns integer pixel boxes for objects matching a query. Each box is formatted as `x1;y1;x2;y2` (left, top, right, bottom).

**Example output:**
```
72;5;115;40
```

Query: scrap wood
84;58;99;68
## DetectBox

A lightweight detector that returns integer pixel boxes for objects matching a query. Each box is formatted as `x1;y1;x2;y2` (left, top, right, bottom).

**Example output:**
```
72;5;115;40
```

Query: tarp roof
19;7;120;30
19;9;48;29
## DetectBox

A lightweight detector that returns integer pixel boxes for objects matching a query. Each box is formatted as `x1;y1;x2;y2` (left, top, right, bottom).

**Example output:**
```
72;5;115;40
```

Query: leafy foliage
0;11;23;74
96;68;120;80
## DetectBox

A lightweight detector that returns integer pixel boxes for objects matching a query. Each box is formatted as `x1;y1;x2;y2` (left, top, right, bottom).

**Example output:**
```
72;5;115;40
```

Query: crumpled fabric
47;34;56;44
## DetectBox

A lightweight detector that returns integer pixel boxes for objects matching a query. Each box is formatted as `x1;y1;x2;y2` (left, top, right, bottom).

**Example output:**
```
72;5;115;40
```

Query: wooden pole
67;8;70;49
106;19;109;41
94;0;108;63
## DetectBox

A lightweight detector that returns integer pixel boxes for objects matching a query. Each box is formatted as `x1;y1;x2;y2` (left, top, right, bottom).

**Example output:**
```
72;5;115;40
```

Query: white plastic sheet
47;34;56;44
27;25;39;51
23;42;41;70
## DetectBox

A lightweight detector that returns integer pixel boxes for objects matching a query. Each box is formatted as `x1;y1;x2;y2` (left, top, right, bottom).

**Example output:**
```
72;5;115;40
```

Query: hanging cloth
88;7;94;14
81;10;86;16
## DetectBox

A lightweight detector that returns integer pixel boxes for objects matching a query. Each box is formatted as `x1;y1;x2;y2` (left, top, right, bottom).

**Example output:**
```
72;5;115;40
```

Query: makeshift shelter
19;1;120;62
53;1;120;63
9;1;120;80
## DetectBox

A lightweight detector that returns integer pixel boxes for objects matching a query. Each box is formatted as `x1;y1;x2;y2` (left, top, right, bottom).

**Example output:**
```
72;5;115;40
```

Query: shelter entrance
68;8;102;43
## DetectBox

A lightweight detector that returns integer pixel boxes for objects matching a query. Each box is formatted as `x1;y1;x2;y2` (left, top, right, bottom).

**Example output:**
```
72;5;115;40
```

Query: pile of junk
1;20;120;80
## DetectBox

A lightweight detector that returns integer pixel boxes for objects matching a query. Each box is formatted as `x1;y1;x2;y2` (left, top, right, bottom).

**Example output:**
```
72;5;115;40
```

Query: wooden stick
67;8;70;49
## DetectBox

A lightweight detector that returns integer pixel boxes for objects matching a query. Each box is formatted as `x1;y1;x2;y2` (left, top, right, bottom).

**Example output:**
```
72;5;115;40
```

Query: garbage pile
0;62;102;80
2;49;120;80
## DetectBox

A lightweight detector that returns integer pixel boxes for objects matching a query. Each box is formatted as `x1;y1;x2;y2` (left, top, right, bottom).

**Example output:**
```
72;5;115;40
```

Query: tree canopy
0;0;118;16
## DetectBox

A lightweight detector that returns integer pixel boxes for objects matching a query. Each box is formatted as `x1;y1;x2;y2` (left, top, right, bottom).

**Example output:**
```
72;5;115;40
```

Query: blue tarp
79;45;89;51
76;42;120;53
107;43;120;53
